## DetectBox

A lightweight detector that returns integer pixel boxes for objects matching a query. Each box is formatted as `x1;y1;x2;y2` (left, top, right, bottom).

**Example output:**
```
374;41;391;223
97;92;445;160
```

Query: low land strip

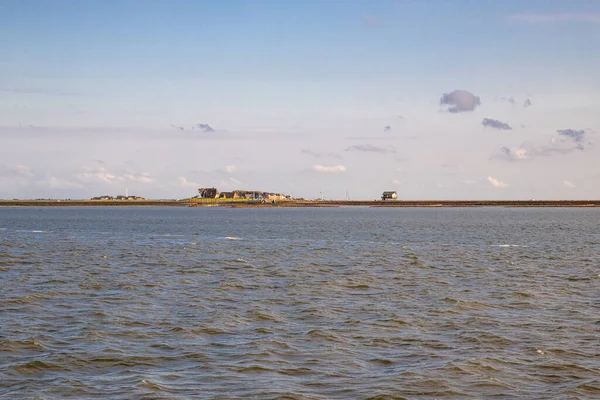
0;200;598;207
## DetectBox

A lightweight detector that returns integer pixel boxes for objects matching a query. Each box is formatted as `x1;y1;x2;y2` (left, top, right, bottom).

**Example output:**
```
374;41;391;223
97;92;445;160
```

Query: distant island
0;186;598;208
1;200;599;208
91;194;147;201
196;187;293;202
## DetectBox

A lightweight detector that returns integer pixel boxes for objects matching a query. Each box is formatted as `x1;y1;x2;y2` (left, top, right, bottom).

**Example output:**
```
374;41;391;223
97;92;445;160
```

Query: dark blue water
1;207;599;399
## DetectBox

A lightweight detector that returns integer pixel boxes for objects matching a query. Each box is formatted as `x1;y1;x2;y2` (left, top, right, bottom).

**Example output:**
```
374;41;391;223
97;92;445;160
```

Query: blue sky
1;0;599;199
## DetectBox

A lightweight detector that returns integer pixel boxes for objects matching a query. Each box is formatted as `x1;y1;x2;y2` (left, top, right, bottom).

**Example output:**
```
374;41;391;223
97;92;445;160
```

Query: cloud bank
499;128;592;161
557;129;585;145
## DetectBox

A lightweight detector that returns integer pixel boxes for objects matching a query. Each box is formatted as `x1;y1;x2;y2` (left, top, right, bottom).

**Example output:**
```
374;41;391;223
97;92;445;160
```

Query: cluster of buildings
198;188;292;201
381;191;398;200
91;195;146;201
88;189;397;202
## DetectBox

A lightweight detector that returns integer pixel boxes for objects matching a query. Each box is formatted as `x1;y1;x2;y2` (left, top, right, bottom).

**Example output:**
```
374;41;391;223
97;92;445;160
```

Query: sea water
0;207;598;399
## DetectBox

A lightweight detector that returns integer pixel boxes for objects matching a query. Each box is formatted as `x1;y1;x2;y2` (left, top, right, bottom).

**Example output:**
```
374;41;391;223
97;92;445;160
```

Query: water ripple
1;207;599;399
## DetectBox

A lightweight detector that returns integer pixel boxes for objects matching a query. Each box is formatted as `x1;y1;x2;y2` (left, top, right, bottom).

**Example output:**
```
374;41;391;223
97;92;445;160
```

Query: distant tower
126;188;128;197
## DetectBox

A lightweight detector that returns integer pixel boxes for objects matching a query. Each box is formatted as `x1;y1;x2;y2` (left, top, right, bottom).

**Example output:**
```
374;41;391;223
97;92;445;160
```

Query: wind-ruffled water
1;207;599;399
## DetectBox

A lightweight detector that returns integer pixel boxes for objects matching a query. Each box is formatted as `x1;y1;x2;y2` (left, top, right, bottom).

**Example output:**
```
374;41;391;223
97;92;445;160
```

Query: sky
1;0;599;200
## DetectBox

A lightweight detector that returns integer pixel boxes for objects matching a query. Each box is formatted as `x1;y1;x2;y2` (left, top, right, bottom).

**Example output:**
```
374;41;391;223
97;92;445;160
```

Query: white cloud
224;165;237;173
392;179;401;185
564;180;576;188
77;166;154;185
123;173;154;184
77;166;121;184
178;176;201;188
43;176;82;190
12;164;34;178
487;176;508;188
313;165;347;173
464;180;477;185
0;164;34;179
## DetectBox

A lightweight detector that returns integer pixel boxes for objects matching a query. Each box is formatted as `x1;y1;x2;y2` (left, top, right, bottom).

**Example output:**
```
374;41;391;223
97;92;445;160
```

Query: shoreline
0;200;599;208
